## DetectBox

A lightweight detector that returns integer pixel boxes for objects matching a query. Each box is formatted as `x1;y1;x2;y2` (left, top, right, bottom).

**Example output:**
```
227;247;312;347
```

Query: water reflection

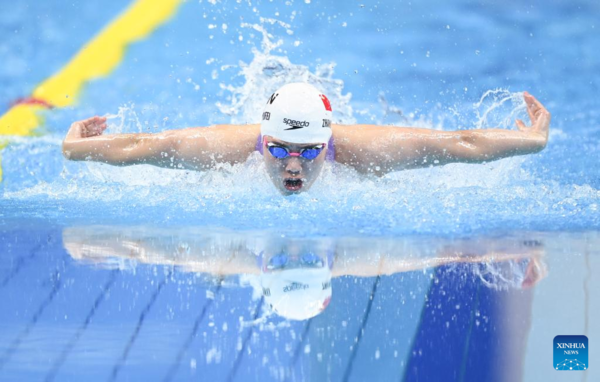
63;226;547;320
3;225;599;381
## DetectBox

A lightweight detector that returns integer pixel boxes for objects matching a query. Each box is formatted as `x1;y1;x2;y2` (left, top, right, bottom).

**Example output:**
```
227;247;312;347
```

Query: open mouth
284;178;303;192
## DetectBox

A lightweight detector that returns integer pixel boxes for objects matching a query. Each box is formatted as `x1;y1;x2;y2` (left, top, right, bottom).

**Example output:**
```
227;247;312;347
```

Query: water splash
217;21;354;125
473;89;526;130
103;104;144;134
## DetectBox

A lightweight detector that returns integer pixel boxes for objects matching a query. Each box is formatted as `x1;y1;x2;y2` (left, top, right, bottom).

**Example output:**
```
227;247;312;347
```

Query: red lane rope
9;97;55;109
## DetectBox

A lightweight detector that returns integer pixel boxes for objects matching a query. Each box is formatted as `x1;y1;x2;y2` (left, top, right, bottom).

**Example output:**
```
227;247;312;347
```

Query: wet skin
262;135;327;195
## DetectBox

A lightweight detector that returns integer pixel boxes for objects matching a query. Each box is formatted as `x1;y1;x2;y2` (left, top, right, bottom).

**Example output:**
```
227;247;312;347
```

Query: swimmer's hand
515;92;551;146
66;116;108;139
63;116;115;161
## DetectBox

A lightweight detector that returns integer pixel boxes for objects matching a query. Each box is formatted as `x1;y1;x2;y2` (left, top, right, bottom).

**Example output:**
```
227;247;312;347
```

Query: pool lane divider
0;0;183;182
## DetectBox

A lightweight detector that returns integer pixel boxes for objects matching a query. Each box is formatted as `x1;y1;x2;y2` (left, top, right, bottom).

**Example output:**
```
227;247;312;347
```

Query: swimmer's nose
285;158;302;175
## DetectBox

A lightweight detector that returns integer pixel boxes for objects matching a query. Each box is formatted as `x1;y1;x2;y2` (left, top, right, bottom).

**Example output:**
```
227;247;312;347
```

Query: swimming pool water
1;0;599;234
1;225;598;381
1;0;599;381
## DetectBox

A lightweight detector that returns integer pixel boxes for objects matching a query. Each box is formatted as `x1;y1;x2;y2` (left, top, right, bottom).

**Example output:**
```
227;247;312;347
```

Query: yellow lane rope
0;0;182;181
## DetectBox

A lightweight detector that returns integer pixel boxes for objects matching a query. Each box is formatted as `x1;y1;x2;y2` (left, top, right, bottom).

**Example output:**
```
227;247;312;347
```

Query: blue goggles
265;139;326;160
266;252;325;270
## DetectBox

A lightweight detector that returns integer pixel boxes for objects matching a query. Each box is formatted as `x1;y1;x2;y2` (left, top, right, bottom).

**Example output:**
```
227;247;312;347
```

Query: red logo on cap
320;94;332;112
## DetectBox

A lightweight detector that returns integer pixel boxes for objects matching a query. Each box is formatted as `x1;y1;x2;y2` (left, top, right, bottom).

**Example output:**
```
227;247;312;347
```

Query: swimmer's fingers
523;92;551;136
524;92;549;124
85;123;107;137
80;116;108;137
80;116;106;127
88;123;107;137
515;119;527;131
523;92;537;122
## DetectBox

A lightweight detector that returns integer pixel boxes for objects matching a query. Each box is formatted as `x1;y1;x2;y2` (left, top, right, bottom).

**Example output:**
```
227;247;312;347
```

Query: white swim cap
261;83;333;144
261;266;332;321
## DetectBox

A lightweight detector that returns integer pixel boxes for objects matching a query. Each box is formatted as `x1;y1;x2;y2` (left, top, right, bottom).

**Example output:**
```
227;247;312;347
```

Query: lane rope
0;0;183;181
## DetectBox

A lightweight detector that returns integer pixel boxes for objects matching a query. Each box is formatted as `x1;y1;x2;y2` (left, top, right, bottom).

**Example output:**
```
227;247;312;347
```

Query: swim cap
261;83;333;144
260;267;332;321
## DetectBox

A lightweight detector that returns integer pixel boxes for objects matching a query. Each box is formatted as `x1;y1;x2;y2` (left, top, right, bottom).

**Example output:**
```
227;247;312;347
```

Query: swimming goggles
264;137;326;160
266;252;325;270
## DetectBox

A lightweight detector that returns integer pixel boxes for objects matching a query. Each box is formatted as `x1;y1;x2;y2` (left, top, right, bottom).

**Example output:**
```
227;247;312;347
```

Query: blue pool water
1;0;599;381
1;0;599;234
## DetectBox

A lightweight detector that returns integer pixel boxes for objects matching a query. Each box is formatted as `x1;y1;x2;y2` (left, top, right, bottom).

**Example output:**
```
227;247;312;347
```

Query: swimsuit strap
325;135;335;162
255;134;264;155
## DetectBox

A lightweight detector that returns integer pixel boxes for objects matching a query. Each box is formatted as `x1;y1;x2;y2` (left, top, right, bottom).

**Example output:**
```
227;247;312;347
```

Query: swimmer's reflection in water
258;242;335;320
63;227;547;321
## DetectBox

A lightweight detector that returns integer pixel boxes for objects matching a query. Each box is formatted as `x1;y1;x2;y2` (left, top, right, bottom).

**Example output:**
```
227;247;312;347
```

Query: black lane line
44;270;120;382
457;283;481;382
226;297;265;382
108;270;172;382
291;319;313;368
162;283;223;382
342;275;381;382
0;239;48;289
0;271;62;370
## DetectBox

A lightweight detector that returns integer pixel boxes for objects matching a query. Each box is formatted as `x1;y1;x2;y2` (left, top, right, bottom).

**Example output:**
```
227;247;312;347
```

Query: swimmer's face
263;136;327;195
261;240;330;273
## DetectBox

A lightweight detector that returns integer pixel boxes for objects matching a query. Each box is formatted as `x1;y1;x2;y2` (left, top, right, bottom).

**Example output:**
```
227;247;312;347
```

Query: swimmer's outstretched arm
333;237;547;288
333;92;550;175
62;117;260;170
62;226;259;275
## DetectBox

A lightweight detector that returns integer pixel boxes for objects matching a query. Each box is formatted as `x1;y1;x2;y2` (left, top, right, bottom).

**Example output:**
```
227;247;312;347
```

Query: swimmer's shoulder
331;123;420;167
332;123;420;138
175;123;259;136
171;123;260;166
332;123;434;146
174;123;260;147
331;123;393;150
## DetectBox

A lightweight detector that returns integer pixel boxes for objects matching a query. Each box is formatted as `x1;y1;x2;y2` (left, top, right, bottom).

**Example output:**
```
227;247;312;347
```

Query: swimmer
62;83;551;195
